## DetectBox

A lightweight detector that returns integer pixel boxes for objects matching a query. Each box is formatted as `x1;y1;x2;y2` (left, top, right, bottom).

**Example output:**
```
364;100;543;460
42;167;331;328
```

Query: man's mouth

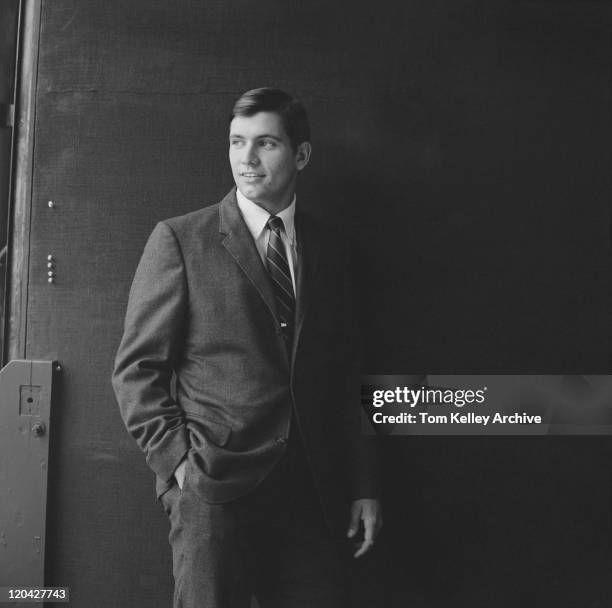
241;173;264;178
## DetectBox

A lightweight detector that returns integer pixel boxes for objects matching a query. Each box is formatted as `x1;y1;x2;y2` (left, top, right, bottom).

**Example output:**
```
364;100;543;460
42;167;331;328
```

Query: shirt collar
236;188;296;245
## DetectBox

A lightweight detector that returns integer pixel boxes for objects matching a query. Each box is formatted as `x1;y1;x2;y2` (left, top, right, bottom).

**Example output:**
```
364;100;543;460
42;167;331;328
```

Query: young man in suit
112;88;382;607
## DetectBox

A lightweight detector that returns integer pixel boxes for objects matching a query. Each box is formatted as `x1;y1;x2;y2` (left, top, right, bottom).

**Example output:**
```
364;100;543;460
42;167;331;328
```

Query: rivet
47;201;55;208
47;254;54;261
55;364;62;373
47;271;54;277
47;277;54;284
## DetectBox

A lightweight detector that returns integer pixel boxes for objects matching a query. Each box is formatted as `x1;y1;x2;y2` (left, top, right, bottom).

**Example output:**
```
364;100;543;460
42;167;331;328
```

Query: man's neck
237;190;295;216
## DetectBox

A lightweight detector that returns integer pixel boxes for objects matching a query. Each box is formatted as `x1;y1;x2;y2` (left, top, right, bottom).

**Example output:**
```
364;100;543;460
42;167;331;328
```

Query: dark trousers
160;441;350;608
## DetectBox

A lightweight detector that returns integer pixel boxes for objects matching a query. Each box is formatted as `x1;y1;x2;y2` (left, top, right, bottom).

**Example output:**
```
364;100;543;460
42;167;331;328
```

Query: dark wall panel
21;1;612;606
34;0;612;371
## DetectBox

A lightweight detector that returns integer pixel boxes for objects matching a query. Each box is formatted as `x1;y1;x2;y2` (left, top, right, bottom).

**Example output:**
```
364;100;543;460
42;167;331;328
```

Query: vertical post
4;0;42;364
0;0;21;366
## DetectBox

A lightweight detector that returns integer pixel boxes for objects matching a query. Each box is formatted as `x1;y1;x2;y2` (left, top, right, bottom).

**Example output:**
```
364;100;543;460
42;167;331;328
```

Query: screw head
32;422;46;437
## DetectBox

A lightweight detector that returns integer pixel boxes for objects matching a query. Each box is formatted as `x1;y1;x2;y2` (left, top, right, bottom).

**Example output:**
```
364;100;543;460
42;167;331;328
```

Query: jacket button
276;437;288;445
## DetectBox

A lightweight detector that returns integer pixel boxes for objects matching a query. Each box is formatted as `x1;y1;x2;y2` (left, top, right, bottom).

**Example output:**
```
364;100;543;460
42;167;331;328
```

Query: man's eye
259;140;275;148
230;140;243;147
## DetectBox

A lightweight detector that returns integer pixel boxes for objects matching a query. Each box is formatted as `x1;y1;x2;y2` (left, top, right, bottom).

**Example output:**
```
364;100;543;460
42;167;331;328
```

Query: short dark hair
230;88;310;151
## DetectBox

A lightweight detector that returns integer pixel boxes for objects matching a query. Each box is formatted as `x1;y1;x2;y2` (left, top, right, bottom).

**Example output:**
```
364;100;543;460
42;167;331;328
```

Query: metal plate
0;359;54;586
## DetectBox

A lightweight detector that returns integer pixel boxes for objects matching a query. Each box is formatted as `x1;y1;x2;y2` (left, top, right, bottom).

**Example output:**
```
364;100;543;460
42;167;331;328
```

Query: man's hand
347;498;383;558
174;459;187;489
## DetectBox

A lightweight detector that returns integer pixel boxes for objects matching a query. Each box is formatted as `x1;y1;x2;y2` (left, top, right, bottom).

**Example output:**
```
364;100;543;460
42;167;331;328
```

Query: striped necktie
266;216;295;345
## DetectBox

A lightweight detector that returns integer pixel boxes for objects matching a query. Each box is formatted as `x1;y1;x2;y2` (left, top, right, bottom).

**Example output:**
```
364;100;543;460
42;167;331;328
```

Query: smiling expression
229;112;311;214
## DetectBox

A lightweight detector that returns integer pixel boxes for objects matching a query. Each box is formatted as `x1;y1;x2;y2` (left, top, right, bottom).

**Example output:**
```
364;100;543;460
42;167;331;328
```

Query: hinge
0;103;15;128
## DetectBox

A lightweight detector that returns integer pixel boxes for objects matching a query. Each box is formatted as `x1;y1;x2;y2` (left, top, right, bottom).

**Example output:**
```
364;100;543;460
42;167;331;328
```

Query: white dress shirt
236;188;298;295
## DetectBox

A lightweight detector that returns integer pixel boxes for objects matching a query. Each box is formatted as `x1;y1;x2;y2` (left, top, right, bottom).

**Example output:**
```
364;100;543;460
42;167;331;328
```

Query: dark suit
112;188;378;605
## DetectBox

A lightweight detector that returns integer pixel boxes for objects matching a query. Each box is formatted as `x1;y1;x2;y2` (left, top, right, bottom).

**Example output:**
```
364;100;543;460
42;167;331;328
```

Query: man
112;88;382;607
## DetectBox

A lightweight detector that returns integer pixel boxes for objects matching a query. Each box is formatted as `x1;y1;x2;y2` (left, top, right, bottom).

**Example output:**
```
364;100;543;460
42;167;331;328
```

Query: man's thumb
347;505;360;537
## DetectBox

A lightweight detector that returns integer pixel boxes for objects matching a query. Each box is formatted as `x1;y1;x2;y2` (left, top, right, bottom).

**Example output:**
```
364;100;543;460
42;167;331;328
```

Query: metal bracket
0;360;57;585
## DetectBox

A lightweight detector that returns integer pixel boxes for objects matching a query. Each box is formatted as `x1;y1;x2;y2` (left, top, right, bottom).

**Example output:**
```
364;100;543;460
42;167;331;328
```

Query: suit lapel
219;189;321;367
292;210;322;363
219;190;278;321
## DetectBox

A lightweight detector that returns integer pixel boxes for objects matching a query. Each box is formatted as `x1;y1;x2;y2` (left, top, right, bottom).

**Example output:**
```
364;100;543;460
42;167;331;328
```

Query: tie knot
267;215;284;233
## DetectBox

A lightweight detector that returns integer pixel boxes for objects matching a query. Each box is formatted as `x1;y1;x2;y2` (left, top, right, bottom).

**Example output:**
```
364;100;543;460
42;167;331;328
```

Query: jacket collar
218;188;321;365
219;188;278;322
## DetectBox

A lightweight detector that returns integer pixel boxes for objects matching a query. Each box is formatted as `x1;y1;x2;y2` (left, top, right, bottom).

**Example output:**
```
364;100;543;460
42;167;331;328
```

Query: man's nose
242;143;259;166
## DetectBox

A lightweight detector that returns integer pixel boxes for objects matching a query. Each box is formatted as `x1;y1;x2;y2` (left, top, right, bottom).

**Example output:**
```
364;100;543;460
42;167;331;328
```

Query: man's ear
295;141;311;172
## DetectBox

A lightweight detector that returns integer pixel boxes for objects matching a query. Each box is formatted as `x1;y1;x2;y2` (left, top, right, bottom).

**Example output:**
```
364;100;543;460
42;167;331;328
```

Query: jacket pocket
184;409;232;448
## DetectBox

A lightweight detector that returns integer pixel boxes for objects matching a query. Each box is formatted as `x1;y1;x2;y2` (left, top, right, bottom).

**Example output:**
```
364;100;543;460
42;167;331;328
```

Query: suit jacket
112;188;378;533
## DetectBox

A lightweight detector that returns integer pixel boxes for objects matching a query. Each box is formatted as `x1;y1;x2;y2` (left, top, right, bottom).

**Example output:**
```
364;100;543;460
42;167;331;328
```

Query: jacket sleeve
112;221;190;483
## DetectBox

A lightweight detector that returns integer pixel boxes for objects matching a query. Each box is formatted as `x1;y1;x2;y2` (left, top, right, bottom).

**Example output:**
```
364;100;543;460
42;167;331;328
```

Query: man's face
229;111;310;212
